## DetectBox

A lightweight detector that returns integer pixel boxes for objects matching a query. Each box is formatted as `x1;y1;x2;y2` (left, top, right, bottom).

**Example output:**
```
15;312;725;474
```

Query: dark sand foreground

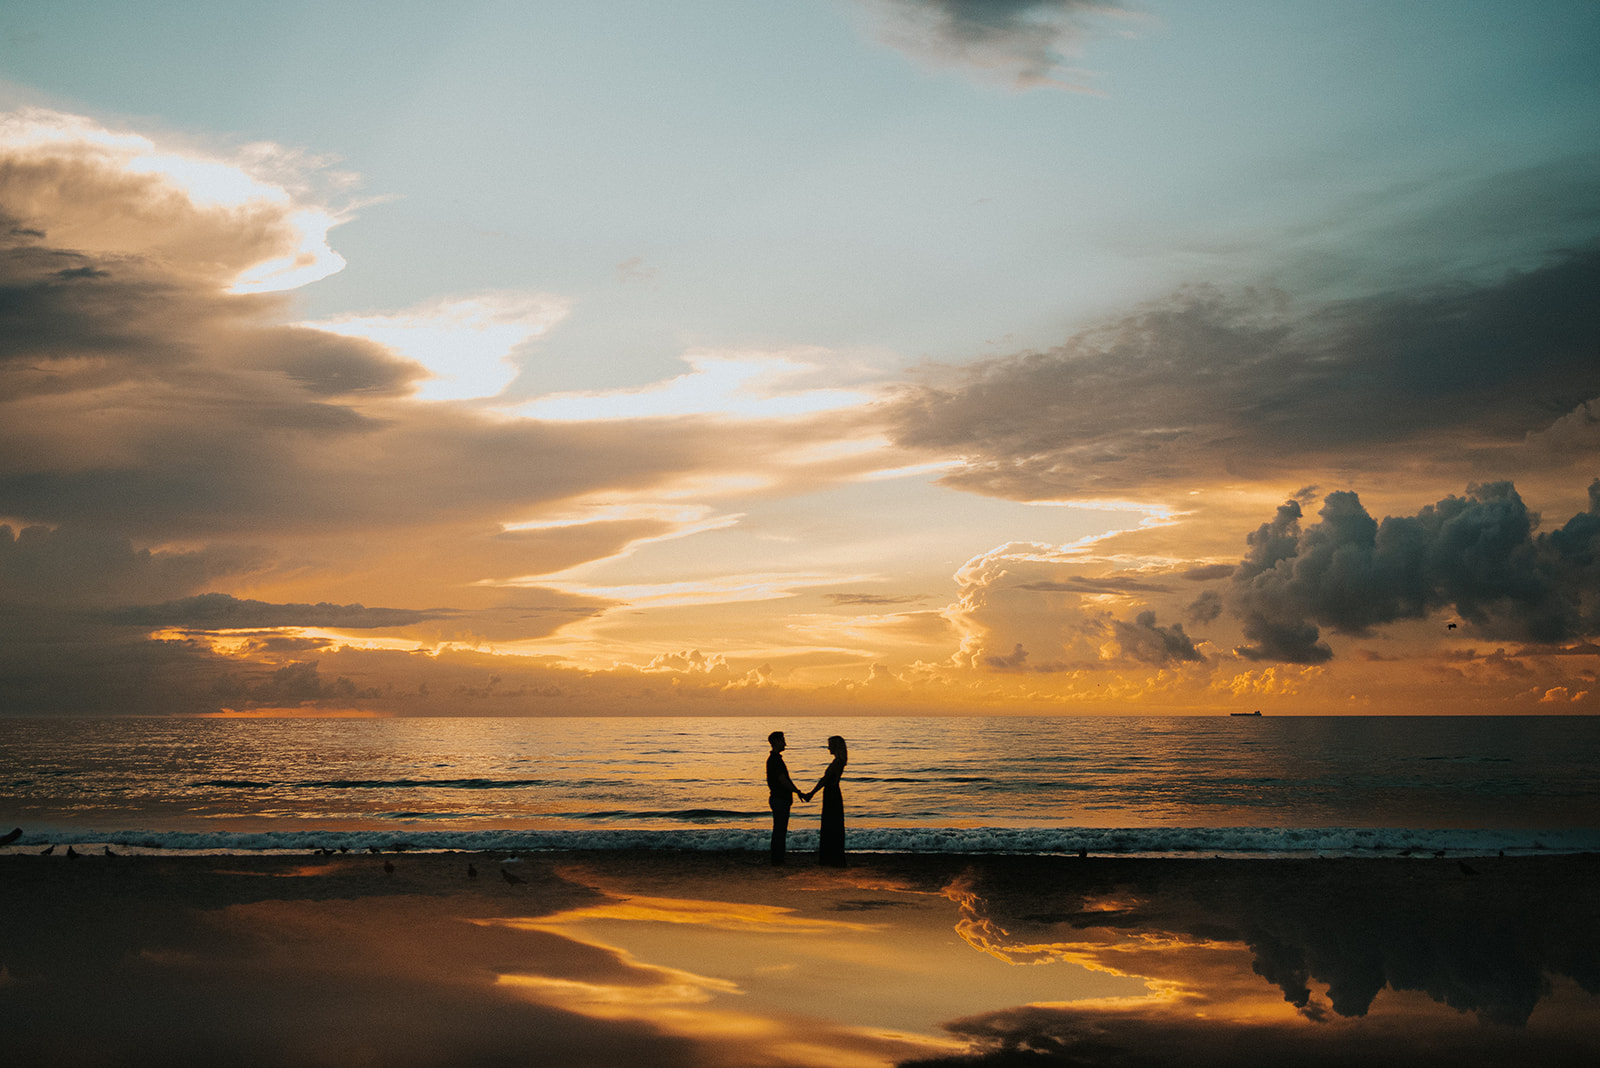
3;849;1598;1066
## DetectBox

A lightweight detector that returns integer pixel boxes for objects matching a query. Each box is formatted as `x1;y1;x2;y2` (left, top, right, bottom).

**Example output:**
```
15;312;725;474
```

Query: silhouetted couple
766;731;848;867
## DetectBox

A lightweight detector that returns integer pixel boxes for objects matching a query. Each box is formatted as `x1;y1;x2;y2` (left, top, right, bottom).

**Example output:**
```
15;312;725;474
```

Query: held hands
800;790;815;802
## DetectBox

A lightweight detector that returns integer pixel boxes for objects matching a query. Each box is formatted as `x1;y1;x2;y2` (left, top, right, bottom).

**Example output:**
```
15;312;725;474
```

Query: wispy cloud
514;350;880;422
104;593;452;631
302;293;569;402
854;0;1141;91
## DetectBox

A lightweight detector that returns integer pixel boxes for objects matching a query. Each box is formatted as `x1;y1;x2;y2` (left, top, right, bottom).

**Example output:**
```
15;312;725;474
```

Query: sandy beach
3;848;1598;1066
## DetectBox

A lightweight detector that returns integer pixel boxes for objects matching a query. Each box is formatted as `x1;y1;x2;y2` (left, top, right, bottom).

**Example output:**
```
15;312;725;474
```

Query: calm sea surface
2;716;1597;856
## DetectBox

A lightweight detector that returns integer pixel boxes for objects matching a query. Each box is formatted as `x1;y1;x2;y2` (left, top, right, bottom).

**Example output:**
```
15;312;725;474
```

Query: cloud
301;293;569;402
0;110;883;552
983;642;1030;670
1182;564;1236;582
0;108;345;292
1105;609;1203;665
856;0;1136;91
104;593;452;631
513;350;879;422
1015;576;1171;595
212;659;376;705
945;541;1214;676
1229;480;1600;663
0;523;263;608
891;249;1600;503
0;109;915;715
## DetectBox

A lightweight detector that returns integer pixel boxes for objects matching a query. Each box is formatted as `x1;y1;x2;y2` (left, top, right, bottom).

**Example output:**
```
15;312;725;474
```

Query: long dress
817;755;847;867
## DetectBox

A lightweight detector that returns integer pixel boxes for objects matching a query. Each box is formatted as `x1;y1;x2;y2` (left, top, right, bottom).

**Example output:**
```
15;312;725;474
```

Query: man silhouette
766;730;804;865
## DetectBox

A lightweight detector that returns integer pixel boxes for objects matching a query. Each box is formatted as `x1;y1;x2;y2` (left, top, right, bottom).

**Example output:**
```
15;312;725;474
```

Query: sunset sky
2;0;1598;717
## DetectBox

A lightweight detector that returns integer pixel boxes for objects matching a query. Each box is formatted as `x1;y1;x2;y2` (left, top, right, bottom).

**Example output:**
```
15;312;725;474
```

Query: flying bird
1447;622;1457;630
0;827;21;846
501;867;524;886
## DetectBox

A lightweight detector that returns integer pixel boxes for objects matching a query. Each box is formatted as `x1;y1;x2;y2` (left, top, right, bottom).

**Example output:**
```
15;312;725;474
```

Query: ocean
2;715;1598;857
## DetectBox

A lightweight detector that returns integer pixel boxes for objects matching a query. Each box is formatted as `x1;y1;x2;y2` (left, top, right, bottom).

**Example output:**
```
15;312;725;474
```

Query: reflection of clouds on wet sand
2;852;1598;1065
916;854;1600;1066
483;867;1139;1064
485;894;951;1068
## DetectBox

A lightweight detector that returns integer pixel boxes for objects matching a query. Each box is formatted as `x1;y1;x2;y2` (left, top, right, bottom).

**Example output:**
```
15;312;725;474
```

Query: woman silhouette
805;736;848;867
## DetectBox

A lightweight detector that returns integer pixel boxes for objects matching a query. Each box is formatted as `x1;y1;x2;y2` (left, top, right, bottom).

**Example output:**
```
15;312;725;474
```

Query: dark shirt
767;750;796;803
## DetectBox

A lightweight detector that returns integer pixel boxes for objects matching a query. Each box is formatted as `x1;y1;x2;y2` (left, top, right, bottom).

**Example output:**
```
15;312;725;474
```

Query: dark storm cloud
105;593;451;631
1186;588;1223;624
1106;609;1203;664
1182;563;1236;581
891;248;1600;501
861;0;1126;90
1230;480;1600;663
0;621;232;715
0;523;263;607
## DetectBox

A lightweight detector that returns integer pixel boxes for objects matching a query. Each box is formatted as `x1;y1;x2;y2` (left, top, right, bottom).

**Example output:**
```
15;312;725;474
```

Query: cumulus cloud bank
1229;481;1600;663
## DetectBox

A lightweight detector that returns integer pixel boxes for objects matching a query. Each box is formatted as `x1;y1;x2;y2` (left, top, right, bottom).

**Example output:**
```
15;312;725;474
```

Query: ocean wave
7;825;1598;858
188;778;559;790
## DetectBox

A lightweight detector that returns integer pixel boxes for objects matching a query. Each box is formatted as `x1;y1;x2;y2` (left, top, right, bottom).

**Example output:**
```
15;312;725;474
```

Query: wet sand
2;850;1598;1066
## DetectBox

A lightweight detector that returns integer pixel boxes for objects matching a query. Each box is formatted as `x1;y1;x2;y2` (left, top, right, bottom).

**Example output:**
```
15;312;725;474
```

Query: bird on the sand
501;867;524;886
1458;860;1479;876
39;844;55;855
0;827;21;846
467;863;478;879
104;846;118;856
383;859;395;875
66;845;79;860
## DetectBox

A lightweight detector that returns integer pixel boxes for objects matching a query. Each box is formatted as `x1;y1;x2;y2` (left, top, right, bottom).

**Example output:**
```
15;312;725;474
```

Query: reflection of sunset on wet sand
6;850;1596;1066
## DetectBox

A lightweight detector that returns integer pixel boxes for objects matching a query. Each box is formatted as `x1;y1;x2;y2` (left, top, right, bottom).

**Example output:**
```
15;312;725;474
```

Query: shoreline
6;822;1597;860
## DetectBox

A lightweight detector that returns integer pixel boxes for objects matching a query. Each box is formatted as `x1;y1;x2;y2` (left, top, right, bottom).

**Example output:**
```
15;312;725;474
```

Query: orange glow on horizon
196;706;390;718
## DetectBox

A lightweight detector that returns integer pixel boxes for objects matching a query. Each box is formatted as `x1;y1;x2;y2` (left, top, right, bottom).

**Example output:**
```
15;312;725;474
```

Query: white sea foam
5;825;1597;858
